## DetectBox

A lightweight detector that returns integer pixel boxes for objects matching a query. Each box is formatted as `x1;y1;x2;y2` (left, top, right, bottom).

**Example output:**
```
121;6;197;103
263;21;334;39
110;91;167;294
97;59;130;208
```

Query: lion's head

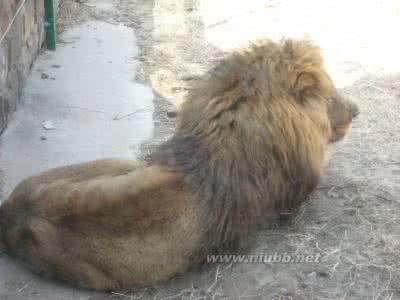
154;38;357;252
274;39;358;145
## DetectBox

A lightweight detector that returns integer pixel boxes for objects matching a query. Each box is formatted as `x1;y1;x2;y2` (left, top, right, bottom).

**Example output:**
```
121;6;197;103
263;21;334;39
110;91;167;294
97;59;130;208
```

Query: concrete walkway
0;2;153;299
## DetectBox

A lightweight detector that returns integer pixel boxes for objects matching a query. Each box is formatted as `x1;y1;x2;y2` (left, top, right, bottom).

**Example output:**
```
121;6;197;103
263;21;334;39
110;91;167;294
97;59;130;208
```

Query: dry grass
57;0;91;35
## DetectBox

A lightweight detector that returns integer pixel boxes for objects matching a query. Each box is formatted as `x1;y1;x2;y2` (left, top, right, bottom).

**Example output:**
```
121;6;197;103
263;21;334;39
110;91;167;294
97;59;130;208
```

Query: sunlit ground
201;0;400;87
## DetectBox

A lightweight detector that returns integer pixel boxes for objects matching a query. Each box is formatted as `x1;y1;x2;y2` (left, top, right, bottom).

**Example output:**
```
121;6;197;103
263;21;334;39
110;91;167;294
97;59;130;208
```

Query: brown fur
0;39;357;290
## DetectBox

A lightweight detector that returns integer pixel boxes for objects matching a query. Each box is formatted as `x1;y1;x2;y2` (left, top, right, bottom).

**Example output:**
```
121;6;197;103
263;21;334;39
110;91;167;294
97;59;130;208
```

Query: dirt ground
115;1;400;299
3;0;400;299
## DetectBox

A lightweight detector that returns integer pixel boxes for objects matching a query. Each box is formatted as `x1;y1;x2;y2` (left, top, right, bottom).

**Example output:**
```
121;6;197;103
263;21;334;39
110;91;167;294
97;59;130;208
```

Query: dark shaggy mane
152;39;333;255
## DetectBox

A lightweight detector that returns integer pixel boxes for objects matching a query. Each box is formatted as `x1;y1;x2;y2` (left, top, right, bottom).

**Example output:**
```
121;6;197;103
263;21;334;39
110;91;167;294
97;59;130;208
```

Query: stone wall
0;0;45;134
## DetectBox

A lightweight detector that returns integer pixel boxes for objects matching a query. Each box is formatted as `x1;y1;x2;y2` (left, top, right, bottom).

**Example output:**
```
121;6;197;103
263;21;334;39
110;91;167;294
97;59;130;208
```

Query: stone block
0;0;46;134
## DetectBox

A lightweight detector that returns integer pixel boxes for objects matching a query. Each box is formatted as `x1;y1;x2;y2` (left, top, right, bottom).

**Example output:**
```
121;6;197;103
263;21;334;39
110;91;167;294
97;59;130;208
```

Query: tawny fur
0;39;357;290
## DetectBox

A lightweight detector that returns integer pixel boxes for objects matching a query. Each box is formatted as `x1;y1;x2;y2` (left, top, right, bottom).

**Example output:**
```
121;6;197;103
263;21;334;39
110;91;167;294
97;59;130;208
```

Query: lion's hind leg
1;217;119;290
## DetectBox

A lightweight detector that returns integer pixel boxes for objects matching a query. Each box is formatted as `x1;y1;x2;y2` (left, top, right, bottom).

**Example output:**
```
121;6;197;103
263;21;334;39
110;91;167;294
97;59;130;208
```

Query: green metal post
44;0;56;50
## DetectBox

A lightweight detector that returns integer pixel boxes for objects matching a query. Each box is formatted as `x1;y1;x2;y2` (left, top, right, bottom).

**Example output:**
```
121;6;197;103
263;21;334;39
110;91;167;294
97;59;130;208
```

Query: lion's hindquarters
0;162;201;289
0;217;119;290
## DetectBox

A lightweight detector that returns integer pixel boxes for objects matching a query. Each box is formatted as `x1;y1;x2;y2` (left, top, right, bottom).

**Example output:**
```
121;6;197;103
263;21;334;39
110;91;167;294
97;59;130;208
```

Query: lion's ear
293;72;317;99
293;71;333;101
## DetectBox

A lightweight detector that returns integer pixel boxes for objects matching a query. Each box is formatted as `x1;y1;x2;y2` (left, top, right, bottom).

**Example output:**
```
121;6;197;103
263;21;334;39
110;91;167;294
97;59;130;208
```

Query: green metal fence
44;0;57;50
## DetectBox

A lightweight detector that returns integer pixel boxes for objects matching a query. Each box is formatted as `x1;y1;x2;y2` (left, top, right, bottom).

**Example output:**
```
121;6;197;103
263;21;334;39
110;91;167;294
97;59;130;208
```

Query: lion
0;39;358;290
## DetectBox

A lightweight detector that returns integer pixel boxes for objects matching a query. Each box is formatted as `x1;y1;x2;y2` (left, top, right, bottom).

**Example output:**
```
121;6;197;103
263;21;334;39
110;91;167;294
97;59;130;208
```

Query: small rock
167;110;178;118
279;288;289;295
50;77;56;80
303;271;318;288
42;120;56;130
51;64;61;68
307;271;317;278
41;73;49;79
40;136;47;141
302;271;329;288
